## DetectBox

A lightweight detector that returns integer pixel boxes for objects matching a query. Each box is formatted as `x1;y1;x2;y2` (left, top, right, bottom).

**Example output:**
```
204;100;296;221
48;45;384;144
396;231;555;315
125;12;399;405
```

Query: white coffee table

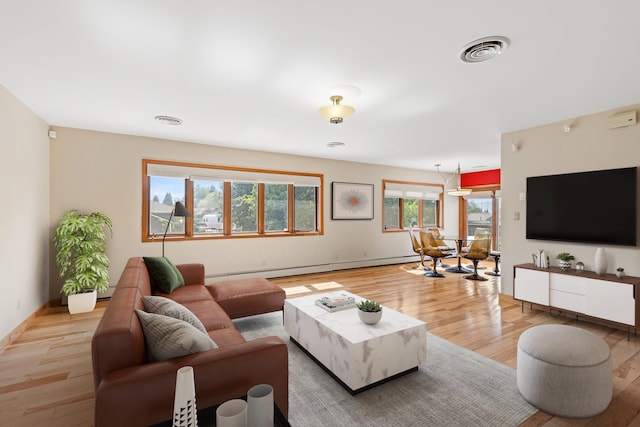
284;291;427;394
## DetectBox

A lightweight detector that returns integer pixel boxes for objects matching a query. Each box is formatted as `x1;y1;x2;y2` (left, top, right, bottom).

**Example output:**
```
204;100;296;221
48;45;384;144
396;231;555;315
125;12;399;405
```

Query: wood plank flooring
1;261;639;426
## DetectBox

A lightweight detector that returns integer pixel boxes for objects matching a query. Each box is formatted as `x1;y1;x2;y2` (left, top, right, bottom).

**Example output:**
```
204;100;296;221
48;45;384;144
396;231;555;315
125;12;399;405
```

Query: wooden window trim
142;159;323;241
382;179;445;232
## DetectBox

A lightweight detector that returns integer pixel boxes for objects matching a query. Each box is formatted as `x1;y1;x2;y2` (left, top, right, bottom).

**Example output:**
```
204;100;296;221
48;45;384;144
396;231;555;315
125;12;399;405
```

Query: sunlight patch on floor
284;286;312;296
405;268;427;276
310;281;344;290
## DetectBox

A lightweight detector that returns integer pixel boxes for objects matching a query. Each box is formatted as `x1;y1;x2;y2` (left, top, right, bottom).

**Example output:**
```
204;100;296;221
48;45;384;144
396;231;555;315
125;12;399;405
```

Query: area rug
233;312;537;427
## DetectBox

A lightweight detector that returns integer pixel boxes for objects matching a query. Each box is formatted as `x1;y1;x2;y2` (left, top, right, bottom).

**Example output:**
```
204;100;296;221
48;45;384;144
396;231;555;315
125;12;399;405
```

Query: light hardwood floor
1;261;639;426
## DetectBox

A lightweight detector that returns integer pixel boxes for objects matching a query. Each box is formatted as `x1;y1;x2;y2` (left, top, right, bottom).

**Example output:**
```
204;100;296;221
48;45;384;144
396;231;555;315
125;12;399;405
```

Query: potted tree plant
555;252;575;271
357;299;383;325
53;210;113;314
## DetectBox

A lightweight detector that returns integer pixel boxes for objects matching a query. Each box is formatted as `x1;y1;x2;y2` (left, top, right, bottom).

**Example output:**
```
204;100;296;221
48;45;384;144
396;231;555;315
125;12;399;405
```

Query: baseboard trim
206;255;419;282
0;301;50;354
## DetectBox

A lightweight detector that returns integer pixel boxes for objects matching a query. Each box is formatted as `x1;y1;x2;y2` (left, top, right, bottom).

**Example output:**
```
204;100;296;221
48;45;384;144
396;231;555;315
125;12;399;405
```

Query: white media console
514;263;639;330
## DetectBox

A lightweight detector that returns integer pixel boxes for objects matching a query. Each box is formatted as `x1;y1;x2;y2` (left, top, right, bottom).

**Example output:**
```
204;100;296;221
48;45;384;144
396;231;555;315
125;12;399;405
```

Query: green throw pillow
143;257;185;294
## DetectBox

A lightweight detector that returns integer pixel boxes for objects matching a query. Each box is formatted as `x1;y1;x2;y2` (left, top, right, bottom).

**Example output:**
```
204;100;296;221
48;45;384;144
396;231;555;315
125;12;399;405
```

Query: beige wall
0;85;50;339
49;127;462;298
501;103;640;295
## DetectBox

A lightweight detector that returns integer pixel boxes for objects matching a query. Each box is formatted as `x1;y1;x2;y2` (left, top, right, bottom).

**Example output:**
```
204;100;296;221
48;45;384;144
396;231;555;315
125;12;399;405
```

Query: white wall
49;126;461;298
0;85;50;339
501;103;640;295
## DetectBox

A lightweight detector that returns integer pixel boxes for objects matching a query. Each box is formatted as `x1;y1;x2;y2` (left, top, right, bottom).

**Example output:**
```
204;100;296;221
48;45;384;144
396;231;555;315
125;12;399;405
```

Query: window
382;180;444;231
143;160;323;241
149;176;187;237
459;188;501;250
193;180;224;234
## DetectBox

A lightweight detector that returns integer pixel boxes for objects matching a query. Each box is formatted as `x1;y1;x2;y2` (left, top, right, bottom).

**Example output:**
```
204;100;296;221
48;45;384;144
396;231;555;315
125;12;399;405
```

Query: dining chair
462;229;491;281
425;227;455;267
420;230;453;278
408;228;430;270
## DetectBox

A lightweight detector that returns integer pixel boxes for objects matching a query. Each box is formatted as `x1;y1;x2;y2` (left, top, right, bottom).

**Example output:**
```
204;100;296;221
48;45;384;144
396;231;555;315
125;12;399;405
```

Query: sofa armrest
176;263;205;286
95;336;288;427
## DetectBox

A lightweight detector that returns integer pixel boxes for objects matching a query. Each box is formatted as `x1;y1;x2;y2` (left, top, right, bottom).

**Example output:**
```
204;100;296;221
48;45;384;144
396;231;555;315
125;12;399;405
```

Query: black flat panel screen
526;167;637;246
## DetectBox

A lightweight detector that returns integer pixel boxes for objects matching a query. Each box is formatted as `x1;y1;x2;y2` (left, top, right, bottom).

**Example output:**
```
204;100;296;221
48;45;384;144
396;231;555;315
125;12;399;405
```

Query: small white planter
67;290;97;314
358;309;382;325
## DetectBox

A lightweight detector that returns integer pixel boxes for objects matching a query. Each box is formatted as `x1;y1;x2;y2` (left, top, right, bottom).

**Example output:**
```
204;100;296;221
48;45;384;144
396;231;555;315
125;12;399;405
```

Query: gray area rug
234;312;537;427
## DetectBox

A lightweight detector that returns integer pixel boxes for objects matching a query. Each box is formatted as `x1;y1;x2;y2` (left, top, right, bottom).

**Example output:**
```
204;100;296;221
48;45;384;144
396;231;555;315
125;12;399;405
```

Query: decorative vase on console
594;248;607;275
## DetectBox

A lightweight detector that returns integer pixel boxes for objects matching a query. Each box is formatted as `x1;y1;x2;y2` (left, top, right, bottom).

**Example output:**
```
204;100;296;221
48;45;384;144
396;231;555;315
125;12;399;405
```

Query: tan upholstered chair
420;230;453;277
463;229;491;281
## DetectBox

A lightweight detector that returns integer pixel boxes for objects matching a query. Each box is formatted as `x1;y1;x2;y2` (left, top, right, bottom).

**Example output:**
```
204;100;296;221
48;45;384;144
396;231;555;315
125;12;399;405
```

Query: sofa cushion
180;299;235;331
143;257;184;294
135;309;217;361
142;296;207;334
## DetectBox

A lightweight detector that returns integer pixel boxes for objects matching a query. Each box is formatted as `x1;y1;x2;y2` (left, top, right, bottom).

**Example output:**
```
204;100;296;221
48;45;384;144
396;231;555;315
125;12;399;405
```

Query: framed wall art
331;182;374;220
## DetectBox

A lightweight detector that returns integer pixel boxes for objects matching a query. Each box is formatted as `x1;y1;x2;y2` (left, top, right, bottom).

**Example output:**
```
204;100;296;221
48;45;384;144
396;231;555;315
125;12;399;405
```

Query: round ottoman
516;325;612;418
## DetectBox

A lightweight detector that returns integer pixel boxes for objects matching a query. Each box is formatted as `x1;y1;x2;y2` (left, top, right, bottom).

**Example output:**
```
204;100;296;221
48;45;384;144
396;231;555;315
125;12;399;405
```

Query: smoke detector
459;36;510;63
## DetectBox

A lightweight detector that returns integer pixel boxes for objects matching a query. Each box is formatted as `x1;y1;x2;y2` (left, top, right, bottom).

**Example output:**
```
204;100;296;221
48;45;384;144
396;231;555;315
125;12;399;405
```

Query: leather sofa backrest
91;258;151;389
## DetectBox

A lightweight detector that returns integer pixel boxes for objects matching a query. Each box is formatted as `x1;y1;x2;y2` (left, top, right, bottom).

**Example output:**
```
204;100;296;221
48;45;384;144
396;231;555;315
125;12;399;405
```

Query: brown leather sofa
91;257;288;427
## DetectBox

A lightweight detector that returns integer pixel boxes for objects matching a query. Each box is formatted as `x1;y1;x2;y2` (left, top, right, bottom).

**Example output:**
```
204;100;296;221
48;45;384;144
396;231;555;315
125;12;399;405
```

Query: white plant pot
67;290;97;314
358;309;382;325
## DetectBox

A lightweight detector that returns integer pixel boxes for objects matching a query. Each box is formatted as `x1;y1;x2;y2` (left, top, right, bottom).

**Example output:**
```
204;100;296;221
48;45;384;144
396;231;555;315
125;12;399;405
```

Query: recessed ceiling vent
459;36;510;63
154;115;183;125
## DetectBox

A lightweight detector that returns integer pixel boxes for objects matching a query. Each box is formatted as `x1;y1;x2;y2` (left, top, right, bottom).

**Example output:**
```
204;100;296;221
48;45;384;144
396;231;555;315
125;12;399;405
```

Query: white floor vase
173;366;197;427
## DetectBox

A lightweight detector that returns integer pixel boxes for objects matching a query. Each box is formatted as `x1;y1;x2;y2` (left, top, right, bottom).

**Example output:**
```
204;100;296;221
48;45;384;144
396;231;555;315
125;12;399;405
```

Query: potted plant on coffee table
53;209;113;314
555;252;575;271
357;299;383;325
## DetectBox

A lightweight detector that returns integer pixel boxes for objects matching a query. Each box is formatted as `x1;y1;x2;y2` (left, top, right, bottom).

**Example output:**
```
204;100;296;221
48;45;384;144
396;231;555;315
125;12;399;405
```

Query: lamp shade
174;201;192;217
318;95;355;124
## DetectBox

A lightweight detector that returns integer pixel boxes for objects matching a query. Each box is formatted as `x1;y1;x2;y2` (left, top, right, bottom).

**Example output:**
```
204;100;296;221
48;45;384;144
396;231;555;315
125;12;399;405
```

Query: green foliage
555;252;575;261
357;299;382;312
53;210;113;296
617;267;624;272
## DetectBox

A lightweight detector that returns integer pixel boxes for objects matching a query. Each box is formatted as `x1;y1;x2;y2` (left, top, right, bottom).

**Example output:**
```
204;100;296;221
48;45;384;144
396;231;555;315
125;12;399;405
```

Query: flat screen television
526;167;638;246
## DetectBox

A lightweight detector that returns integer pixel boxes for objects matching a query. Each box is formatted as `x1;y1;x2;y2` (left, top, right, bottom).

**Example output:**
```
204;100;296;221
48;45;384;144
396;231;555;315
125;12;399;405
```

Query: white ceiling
2;1;640;174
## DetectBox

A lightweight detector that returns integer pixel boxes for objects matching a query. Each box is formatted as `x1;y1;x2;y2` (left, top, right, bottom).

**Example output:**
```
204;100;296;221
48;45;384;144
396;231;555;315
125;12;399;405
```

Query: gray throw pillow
135;309;217;361
143;296;207;334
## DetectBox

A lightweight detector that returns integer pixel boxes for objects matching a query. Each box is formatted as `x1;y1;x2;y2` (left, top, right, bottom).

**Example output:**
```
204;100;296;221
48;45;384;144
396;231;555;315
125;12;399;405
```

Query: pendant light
436;163;472;196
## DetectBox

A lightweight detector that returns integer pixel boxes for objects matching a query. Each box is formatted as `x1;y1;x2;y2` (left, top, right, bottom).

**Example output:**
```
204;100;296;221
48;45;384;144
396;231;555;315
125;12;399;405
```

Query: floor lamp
162;201;192;257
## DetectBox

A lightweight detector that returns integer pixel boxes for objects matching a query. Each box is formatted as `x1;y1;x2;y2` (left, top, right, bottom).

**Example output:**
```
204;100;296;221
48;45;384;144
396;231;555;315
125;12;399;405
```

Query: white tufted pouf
517;325;612;418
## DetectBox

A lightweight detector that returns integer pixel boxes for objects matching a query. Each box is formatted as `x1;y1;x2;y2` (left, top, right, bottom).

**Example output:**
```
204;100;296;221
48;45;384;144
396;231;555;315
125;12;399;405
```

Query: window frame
142;159;323;241
382;179;444;232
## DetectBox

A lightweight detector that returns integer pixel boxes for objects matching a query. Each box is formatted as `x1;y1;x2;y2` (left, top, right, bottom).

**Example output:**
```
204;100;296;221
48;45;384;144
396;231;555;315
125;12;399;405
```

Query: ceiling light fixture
459;36;510;63
154;115;183;126
318;95;355;124
436;163;472;196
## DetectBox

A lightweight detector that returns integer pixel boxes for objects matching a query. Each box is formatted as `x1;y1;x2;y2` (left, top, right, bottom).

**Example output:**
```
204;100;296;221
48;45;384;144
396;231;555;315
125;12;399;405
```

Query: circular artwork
332;182;373;219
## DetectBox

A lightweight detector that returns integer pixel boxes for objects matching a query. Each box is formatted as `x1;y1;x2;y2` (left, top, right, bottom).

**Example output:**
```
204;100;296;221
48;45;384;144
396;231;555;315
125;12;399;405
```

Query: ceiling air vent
154;115;183;125
459;36;510;63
